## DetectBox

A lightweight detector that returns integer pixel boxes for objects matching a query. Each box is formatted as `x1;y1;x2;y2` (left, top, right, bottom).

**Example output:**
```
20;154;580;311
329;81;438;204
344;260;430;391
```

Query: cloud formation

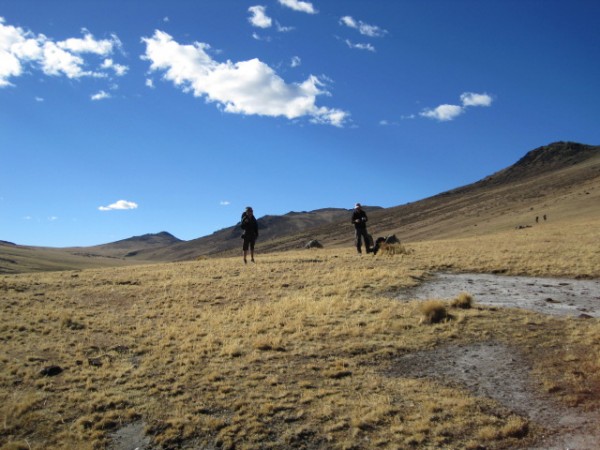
91;90;110;100
0;17;127;87
278;0;317;14
248;6;272;28
142;30;348;126
340;16;387;37
345;40;375;52
98;200;138;211
420;92;493;121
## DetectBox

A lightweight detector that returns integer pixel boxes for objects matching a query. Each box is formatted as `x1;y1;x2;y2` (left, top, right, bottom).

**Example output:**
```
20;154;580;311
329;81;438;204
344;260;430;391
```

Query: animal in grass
305;239;323;249
371;234;401;255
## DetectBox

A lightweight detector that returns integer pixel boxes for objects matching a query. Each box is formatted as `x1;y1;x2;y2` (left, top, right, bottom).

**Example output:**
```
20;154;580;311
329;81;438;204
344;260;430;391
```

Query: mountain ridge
1;141;598;272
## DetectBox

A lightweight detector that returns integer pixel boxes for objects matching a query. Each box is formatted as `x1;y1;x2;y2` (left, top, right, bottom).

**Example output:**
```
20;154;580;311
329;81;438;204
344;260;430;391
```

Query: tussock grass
419;300;449;324
451;292;474;309
1;220;599;449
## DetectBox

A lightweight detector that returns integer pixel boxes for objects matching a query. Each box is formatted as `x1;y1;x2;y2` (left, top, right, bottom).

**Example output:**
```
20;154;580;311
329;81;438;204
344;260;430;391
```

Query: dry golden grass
1;218;599;449
451;292;474;309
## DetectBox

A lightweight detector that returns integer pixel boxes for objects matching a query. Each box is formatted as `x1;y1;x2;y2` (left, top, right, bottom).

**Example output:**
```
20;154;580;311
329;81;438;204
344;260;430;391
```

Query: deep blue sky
1;0;599;247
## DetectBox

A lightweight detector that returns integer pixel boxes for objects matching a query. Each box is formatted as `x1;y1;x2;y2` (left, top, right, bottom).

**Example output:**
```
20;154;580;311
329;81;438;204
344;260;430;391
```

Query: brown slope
67;231;182;258
127;207;382;261
226;141;600;253
2;141;598;272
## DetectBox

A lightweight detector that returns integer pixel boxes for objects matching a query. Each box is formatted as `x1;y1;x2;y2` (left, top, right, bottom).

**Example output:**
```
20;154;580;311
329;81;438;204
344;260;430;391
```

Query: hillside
1;141;598;272
205;141;600;255
127;207;382;261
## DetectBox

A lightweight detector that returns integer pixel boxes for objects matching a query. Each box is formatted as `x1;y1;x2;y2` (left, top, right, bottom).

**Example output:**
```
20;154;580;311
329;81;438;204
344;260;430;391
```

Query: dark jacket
241;213;259;239
351;209;368;230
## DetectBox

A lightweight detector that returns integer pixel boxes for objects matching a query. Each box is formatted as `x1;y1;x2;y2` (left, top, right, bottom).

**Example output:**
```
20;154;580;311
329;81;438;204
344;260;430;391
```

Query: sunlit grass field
1;219;599;449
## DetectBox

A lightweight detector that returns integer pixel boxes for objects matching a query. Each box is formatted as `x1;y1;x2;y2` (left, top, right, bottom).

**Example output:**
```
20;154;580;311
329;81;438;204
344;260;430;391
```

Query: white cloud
142;30;348;127
57;30;117;55
145;78;154;88
276;22;294;32
251;32;272;42
91;90;110;100
0;17;126;87
48;216;58;221
278;0;317;14
35;96;44;102
340;16;387;37
420;104;464;121
345;39;375;52
248;6;272;28
461;92;493;107
98;200;138;211
163;17;170;23
290;56;301;67
420;92;493;121
220;200;231;206
101;58;128;76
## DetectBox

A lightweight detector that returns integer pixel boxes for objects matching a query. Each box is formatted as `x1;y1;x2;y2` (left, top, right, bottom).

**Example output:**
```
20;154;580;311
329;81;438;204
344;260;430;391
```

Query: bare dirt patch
397;272;600;317
394;273;600;449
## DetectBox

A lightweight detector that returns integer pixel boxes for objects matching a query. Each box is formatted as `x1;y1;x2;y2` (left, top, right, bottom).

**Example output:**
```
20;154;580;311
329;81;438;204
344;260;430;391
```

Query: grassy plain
1;218;599;449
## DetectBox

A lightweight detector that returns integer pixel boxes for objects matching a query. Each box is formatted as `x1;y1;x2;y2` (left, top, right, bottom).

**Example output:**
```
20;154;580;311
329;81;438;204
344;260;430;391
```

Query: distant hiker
543;214;547;221
241;206;259;264
351;203;371;254
536;216;539;223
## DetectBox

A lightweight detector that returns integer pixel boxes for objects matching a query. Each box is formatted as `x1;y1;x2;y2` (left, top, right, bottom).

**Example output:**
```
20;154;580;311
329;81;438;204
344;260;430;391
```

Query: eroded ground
395;273;600;449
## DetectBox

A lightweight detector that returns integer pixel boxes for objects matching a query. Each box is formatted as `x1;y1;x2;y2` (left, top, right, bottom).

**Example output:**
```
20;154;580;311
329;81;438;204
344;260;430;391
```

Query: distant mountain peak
478;142;599;187
513;141;598;169
127;232;181;243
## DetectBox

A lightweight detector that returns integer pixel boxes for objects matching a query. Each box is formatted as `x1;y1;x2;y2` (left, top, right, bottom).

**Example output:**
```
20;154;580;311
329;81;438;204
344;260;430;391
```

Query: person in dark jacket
241;206;259;263
351;203;371;254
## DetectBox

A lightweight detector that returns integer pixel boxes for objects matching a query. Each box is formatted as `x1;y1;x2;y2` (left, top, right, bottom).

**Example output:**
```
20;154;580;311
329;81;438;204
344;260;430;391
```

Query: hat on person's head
246;206;253;211
355;203;361;208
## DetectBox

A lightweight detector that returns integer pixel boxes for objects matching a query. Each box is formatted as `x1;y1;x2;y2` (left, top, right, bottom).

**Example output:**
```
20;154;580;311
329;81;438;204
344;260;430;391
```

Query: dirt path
393;273;600;449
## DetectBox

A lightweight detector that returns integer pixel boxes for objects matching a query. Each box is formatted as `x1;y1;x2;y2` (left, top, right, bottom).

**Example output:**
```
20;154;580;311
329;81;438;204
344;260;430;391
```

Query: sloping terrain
223;141;600;254
67;231;182;258
127;207;382;261
1;141;598;272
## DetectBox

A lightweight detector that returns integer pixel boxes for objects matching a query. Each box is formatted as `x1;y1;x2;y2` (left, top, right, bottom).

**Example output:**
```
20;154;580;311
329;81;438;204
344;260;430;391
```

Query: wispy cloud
142;30;348;127
345;39;375;52
420;92;493;121
278;0;317;14
275;22;294;32
101;58;128;76
0;17;127;87
290;56;301;67
91;90;110;101
220;200;231;206
248;5;272;28
340;16;387;37
460;92;493;107
98;200;138;211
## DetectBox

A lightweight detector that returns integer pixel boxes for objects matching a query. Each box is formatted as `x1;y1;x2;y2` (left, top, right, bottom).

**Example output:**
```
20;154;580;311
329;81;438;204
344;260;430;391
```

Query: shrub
419;300;449;324
451;292;473;309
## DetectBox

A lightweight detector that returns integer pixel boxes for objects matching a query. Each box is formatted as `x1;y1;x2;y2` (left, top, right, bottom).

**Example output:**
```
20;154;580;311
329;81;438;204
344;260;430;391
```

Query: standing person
351;203;371;254
241;206;259;264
